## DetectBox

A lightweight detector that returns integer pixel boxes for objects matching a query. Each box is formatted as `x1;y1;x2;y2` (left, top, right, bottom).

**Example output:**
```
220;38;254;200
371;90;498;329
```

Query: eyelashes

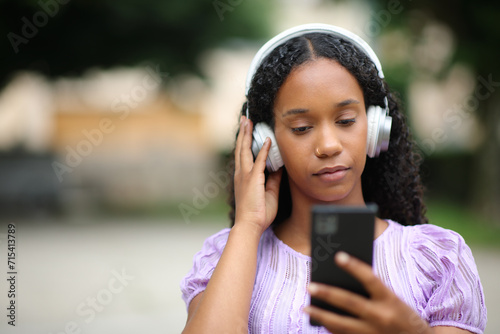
337;118;356;126
291;118;356;134
291;126;311;134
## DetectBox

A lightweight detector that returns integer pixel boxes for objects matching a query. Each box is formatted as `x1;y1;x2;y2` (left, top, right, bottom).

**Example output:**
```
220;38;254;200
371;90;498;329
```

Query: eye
291;126;311;134
337;118;356;126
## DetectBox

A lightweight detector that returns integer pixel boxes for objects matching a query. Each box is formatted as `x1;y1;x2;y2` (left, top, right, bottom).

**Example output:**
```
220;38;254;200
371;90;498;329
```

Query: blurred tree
369;0;500;222
0;0;273;86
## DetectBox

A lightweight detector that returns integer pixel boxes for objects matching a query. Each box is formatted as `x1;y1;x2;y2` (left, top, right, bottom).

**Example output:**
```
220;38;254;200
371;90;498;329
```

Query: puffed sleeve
410;224;487;333
180;228;231;310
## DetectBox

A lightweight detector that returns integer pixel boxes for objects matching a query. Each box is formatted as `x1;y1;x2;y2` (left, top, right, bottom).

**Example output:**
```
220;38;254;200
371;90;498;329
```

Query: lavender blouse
180;220;487;333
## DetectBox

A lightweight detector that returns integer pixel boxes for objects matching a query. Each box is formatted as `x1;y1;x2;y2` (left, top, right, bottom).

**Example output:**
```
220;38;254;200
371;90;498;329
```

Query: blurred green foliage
2;0;499;224
0;0;273;87
370;0;500;222
427;200;500;248
100;193;500;247
371;0;500;75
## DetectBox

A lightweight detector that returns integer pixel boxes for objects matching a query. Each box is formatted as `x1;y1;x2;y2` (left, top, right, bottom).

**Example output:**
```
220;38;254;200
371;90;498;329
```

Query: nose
314;123;343;158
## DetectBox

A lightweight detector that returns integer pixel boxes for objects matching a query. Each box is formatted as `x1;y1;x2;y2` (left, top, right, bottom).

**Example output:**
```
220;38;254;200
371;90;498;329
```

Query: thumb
265;167;283;200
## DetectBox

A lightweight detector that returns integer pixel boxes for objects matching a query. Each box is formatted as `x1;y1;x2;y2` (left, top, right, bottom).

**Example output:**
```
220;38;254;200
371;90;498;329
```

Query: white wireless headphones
245;23;392;172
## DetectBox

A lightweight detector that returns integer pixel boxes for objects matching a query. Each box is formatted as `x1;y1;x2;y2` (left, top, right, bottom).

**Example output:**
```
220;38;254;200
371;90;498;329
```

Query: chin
316;194;351;204
289;176;362;205
306;187;353;204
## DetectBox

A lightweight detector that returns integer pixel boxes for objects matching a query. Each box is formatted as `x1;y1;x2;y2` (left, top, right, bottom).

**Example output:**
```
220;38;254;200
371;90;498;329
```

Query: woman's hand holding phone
305;252;434;334
233;116;283;235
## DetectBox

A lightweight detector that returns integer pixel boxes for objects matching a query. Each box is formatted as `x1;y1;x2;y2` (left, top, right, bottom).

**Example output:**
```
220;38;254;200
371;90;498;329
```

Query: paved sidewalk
0;218;497;334
471;247;499;333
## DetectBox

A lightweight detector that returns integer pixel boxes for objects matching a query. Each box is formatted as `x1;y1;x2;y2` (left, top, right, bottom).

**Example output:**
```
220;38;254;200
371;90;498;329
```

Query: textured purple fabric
180;220;487;333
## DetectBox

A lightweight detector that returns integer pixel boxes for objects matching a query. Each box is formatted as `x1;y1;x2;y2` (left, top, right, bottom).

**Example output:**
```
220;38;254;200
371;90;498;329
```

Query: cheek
275;131;310;172
359;132;368;156
356;116;368;153
354;121;368;169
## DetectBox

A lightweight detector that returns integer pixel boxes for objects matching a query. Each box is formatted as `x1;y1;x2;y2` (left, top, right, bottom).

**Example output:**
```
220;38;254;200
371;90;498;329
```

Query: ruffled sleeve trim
407;224;487;333
179;228;231;310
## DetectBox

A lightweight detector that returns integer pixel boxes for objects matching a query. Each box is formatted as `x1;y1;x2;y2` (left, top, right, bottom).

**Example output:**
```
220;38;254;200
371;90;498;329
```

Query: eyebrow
281;98;361;118
336;98;360;108
282;108;308;118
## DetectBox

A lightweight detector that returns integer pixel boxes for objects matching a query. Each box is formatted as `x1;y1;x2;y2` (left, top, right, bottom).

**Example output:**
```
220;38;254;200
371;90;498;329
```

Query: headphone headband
244;24;392;167
245;23;385;97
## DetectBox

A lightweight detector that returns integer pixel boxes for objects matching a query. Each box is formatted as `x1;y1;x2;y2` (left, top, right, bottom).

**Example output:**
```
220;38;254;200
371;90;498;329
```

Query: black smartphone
309;204;377;325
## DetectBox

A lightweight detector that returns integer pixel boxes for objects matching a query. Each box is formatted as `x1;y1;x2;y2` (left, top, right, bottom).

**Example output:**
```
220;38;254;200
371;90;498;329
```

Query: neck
273;174;386;256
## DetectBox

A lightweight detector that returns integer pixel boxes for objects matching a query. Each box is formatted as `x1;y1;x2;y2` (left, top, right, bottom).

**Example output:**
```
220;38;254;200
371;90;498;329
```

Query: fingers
240;118;256;171
334;252;388;299
266;167;283;196
307;281;369;320
253;136;272;172
235;115;274;175
234;116;246;172
305;252;390;321
264;168;283;220
306;252;433;334
303;304;371;334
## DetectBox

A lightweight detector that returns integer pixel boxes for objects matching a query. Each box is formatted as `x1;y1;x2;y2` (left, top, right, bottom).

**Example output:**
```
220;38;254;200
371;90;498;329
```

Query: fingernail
302;306;312;314
336;251;349;265
308;283;319;294
265;137;271;144
240;115;245;124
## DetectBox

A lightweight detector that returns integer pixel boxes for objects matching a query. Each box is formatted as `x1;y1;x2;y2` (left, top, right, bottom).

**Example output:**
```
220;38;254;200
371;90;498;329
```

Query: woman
181;24;487;333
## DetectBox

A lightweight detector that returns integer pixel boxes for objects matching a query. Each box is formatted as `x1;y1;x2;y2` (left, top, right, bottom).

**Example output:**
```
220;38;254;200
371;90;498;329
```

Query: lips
313;166;350;182
314;166;349;175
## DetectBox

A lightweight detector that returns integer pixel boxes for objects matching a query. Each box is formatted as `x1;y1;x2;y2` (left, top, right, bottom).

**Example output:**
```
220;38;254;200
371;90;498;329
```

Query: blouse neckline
268;219;395;259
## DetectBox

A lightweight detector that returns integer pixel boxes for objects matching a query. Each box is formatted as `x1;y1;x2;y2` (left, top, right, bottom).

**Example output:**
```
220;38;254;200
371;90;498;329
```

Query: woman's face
273;57;368;205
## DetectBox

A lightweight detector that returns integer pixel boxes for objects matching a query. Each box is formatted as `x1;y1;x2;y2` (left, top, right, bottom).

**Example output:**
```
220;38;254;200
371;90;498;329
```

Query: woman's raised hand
233;116;283;234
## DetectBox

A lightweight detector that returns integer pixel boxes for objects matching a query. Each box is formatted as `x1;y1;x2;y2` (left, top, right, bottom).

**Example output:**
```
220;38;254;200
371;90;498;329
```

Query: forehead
274;58;364;109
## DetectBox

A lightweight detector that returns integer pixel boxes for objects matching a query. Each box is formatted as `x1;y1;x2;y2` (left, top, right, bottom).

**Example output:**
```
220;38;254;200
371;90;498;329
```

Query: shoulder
382;221;487;332
377;220;476;282
385;221;475;274
198;227;232;255
402;222;471;264
384;220;467;254
180;228;231;308
188;228;232;273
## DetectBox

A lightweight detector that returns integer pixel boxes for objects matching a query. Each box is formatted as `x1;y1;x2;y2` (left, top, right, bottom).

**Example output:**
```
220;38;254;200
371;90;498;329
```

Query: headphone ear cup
251;123;284;172
366;105;392;158
366;106;379;158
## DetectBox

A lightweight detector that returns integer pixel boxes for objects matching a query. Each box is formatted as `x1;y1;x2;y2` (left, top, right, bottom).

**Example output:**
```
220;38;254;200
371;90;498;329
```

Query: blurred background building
1;0;499;333
1;0;498;223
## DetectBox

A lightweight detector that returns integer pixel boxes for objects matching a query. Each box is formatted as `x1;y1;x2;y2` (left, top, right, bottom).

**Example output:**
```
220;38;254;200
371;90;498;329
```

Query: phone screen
309;204;377;325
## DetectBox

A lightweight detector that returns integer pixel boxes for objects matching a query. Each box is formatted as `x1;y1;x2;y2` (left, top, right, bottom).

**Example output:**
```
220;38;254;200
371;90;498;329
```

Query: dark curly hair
227;32;427;226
